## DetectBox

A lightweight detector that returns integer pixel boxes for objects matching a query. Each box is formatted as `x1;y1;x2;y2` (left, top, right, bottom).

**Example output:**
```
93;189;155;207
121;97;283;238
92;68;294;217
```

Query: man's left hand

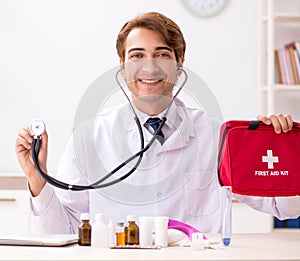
257;114;293;134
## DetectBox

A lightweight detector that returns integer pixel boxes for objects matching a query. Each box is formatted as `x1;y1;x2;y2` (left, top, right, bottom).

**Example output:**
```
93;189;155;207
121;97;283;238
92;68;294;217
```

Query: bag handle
248;120;300;130
248;120;260;130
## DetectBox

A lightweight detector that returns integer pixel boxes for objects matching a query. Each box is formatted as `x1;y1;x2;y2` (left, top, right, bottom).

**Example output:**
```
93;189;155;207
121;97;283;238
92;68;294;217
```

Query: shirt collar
129;99;178;131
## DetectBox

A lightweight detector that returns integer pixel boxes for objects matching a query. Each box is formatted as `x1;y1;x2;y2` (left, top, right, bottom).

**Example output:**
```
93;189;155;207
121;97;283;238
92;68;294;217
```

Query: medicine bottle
115;222;125;246
78;213;91;246
126;215;139;245
91;213;108;248
108;220;115;247
124;225;128;245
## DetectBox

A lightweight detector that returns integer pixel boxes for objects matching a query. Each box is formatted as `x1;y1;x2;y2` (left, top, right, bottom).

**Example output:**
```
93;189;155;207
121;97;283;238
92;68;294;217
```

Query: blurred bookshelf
257;0;300;116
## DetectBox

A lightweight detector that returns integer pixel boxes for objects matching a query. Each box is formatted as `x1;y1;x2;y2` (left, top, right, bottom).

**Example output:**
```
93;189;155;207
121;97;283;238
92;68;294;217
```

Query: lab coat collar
162;98;197;151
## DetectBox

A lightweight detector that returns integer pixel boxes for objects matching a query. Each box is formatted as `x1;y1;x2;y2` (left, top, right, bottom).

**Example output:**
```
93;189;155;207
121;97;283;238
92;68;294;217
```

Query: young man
16;12;299;234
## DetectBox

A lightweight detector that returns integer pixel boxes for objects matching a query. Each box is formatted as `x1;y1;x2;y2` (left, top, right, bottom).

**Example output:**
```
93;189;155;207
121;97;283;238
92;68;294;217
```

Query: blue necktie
146;117;165;144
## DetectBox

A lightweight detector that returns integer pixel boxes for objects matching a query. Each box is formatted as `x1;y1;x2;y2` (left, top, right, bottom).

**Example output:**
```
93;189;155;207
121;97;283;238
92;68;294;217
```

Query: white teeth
140;79;160;84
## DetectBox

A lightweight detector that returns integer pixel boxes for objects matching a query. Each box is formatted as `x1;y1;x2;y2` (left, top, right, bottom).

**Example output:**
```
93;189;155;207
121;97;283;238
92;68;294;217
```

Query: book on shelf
284;48;295;85
274;50;282;84
285;41;300;58
294;49;300;82
277;48;290;84
288;47;300;85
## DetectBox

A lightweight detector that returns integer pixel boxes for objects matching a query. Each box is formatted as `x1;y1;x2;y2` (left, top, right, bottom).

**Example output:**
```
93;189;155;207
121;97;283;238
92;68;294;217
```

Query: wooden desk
1;230;299;261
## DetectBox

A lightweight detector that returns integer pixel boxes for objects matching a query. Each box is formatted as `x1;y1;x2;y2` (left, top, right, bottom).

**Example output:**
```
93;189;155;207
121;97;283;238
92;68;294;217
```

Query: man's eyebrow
155;46;173;52
127;46;173;54
128;48;145;54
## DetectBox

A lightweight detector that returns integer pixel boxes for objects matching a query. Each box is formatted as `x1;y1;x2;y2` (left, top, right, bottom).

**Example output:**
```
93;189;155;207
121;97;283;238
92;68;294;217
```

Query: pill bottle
139;216;154;247
116;222;126;246
126;215;139;245
78;213;91;246
91;213;108;248
154;216;169;247
108;220;115;247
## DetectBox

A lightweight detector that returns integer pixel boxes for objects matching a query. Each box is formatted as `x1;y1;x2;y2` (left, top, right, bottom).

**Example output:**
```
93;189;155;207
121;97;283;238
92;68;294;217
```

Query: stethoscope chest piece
30;119;46;138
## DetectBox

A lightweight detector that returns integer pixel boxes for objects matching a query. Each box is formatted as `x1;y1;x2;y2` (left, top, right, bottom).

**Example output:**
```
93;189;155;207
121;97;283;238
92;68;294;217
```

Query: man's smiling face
121;28;183;102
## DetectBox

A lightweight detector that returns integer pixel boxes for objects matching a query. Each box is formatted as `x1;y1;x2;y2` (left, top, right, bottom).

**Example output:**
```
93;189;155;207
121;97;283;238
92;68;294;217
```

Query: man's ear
120;58;125;77
177;56;185;76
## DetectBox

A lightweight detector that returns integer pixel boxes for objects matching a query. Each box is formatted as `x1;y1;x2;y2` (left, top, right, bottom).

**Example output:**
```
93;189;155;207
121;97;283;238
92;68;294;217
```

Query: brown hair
116;12;186;62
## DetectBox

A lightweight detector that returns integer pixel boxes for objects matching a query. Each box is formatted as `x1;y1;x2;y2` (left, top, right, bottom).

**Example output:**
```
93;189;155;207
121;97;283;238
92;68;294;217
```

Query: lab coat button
157;192;162;197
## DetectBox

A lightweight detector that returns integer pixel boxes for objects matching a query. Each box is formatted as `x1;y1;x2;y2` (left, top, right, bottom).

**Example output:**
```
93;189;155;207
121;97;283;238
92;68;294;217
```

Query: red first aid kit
218;120;300;197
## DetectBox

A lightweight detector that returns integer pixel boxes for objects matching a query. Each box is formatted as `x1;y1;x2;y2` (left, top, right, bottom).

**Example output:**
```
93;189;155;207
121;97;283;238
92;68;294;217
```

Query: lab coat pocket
184;171;220;217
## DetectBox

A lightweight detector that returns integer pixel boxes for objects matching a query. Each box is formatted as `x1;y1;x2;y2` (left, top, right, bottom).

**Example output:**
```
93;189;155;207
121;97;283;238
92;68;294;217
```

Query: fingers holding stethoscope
16;127;34;150
15;126;48;177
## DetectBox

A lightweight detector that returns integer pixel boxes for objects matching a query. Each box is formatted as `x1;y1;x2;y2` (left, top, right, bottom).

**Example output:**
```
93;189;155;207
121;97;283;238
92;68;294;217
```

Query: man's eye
130;53;143;59
156;53;171;58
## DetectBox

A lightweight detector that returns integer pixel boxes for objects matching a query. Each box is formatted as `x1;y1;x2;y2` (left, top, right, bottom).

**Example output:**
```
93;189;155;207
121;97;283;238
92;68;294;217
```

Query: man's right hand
15;127;48;196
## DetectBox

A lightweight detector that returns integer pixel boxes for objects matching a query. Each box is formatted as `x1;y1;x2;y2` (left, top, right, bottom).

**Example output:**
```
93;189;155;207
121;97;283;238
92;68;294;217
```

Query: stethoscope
30;66;188;191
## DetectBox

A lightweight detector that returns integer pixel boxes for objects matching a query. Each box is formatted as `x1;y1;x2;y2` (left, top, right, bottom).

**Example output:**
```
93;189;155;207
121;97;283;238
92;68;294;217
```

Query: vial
126;215;139;245
115;222;125;246
78;213;91;246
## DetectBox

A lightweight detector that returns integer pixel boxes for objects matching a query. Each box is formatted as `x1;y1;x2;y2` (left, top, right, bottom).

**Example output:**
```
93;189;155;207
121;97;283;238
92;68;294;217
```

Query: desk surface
1;230;299;261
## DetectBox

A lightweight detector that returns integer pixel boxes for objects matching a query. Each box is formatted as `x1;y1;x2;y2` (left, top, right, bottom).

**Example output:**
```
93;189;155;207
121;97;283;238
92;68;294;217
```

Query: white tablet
0;234;78;246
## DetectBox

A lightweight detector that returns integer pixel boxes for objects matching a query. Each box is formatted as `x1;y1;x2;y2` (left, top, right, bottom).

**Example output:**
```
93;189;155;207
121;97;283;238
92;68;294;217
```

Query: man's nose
140;58;160;74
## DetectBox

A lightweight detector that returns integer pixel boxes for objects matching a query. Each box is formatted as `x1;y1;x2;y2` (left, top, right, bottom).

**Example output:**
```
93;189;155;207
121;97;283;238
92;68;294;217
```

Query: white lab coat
30;98;300;234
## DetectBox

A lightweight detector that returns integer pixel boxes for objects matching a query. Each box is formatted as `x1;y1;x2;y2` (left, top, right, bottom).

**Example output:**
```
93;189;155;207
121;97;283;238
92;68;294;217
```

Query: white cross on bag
262;150;279;169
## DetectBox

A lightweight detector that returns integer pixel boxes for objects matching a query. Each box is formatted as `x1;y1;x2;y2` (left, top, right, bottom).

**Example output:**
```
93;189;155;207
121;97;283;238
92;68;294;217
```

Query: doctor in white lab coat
16;12;300;234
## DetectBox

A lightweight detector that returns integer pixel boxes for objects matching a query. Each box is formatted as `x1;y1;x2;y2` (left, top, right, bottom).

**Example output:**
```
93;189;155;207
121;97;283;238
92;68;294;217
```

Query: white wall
0;0;260;172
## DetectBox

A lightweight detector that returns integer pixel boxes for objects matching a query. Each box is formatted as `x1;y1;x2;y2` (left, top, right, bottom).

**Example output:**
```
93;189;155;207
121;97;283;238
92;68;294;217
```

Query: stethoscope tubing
32;67;187;191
